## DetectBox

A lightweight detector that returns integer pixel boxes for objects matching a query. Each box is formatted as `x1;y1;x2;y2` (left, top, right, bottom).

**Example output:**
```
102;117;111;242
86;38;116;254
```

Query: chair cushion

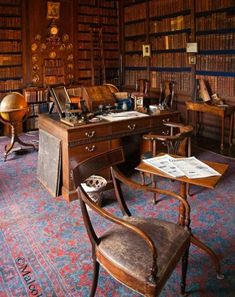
98;217;190;289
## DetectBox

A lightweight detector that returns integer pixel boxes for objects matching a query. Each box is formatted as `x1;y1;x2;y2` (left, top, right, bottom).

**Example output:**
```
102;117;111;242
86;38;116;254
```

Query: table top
136;156;228;189
185;101;235;115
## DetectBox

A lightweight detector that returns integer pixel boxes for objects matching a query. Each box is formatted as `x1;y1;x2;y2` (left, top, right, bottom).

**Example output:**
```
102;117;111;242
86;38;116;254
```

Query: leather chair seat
98;217;190;294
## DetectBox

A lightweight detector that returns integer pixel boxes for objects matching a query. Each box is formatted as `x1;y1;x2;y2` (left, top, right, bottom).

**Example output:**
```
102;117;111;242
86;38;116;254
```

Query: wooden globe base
4;123;36;161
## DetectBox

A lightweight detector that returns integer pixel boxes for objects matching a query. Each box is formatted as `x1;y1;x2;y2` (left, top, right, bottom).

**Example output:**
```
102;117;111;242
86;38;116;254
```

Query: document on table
143;154;185;178
98;111;149;122
171;156;221;179
143;154;221;179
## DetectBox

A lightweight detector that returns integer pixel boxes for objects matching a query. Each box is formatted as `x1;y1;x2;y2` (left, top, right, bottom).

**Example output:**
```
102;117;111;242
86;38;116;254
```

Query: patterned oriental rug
0;132;234;297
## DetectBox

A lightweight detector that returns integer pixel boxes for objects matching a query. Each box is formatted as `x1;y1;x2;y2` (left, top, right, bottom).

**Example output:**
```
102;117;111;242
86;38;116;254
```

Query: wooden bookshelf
195;1;235;101
0;0;22;100
23;87;51;131
76;0;119;86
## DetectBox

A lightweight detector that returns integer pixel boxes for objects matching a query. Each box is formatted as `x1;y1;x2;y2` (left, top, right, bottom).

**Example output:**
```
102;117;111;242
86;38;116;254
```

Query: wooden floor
192;136;235;159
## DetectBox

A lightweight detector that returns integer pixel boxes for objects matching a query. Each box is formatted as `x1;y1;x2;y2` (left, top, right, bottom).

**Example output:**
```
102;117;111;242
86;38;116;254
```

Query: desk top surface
136;157;228;189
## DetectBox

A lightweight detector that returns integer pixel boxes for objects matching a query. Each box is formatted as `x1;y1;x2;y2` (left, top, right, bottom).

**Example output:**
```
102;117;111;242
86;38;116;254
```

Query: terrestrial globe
0;92;28;123
0;92;35;161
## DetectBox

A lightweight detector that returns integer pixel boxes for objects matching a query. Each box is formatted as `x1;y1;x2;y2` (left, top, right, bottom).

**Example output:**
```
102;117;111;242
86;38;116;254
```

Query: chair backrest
143;123;193;157
160;80;175;109
136;78;149;94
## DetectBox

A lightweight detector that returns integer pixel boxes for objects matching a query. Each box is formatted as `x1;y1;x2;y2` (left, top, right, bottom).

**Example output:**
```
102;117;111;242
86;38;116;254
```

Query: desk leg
229;113;234;147
179;182;224;279
221;115;225;151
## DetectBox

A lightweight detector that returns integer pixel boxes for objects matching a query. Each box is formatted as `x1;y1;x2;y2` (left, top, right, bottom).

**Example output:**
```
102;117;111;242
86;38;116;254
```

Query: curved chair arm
163;121;186;129
111;166;190;228
78;186;159;282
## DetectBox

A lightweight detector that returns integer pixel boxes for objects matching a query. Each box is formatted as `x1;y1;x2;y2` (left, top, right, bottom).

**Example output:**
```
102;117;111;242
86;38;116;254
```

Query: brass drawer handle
85;131;95;138
127;124;136;130
85;145;96;152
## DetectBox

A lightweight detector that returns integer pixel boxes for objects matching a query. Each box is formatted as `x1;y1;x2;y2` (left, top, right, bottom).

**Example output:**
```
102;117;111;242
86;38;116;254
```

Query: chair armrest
163;121;185;129
111;166;190;228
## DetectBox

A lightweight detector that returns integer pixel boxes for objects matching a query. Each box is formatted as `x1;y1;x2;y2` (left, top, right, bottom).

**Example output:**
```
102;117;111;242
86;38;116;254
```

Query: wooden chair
72;147;191;297
142;122;194;203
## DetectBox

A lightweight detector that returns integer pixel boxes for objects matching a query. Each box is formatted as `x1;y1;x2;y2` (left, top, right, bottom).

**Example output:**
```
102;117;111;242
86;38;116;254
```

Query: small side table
185;101;235;150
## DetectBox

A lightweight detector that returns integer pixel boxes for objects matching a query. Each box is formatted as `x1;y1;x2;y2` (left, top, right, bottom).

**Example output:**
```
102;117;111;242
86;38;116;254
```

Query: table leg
179;182;224;279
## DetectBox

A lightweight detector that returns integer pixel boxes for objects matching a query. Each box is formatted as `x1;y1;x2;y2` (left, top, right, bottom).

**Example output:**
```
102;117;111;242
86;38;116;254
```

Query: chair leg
151;174;157;204
90;258;100;297
180;246;189;296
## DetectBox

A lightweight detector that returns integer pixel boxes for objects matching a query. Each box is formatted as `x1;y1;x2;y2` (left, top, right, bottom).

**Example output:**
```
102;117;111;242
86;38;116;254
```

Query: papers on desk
98;111;149;122
143;154;221;179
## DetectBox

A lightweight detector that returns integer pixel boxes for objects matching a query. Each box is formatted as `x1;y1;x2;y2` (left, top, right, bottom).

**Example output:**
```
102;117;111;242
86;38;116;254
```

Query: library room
0;0;234;296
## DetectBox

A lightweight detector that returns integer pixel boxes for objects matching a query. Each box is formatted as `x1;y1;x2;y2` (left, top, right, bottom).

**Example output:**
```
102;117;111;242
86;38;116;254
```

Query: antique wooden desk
136;157;228;278
39;110;180;201
185;101;235;150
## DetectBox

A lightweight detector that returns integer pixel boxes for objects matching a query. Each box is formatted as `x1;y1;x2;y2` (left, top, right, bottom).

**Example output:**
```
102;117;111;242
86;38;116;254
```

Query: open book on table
143;154;221;179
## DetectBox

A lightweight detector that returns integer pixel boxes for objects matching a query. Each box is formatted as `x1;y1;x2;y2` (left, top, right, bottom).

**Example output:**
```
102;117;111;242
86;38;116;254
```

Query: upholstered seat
98;217;190;295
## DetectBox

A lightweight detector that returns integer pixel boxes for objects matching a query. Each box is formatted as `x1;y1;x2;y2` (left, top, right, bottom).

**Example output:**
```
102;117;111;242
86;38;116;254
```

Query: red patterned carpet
0;132;234;297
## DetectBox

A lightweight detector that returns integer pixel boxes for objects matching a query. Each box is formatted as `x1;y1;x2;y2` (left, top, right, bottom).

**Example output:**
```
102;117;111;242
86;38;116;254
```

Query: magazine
143;154;221;179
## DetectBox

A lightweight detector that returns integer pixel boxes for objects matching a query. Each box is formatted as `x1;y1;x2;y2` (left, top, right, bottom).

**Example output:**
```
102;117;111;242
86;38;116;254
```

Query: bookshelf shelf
196;71;235;77
150;28;191;37
150;9;191;21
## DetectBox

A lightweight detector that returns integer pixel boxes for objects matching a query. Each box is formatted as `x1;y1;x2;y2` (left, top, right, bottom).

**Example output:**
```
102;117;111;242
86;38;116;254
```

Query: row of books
124;22;146;37
0;54;21;66
150;15;191;33
44;68;64;76
0;0;20;5
125;40;143;52
124;70;149;87
151;53;188;68
149;0;191;18
0;65;21;78
196;12;235;31
44;59;64;67
196;55;235;72
78;15;117;26
0;17;21;27
196;74;235;98
78;0;115;8
196;33;235;50
78;24;118;35
28;103;50;115
0;78;22;91
151;33;188;51
125;54;148;67
195;0;234;12
24;89;49;103
77;33;116;44
0;41;21;52
24;117;38;131
0;29;21;40
78;6;117;17
0;5;21;15
124;2;146;23
150;71;192;93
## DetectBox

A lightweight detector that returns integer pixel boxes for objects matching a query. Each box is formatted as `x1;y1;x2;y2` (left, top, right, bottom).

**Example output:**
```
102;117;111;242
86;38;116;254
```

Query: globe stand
0;109;36;161
3;121;36;161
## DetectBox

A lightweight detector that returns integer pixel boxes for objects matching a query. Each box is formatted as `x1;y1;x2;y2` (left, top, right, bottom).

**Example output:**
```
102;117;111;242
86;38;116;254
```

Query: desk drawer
112;117;151;135
69;141;110;163
69;125;111;142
